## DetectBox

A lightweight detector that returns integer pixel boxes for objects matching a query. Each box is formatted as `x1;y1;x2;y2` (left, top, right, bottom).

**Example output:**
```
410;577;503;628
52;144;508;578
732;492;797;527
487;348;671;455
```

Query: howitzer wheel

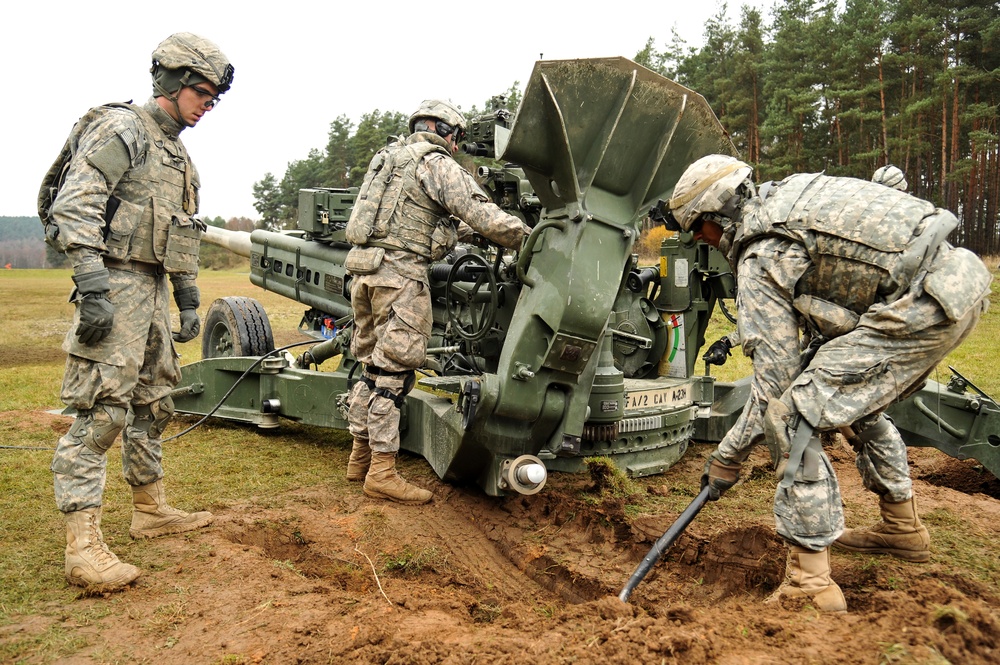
202;296;275;359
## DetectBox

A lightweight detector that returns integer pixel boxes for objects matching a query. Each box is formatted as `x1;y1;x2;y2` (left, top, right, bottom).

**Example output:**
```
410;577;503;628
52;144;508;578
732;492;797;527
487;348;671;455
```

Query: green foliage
252;172;282;230
253;110;409;226
380;545;443;575
199;242;249;271
0;216;43;242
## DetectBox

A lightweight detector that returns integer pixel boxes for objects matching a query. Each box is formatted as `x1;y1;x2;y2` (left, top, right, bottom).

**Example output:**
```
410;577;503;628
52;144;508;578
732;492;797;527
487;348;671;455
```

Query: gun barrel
203;225;253;258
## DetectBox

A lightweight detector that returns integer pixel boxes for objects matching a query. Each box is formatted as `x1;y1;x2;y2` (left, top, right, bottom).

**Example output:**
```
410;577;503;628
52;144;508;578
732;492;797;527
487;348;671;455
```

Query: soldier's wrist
72;268;111;295
173;286;200;311
67;248;105;277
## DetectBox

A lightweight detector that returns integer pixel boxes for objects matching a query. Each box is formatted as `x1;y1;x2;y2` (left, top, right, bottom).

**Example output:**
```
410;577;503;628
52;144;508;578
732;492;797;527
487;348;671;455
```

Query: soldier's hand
172;309;201;343
76;295;115;345
468;232;490;248
701;454;741;501
702;337;733;366
72;268;114;345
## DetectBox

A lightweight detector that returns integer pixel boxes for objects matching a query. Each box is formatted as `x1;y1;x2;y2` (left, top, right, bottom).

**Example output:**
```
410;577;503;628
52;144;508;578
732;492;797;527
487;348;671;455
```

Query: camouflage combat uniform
50;99;201;513
345;131;530;454
714;174;991;550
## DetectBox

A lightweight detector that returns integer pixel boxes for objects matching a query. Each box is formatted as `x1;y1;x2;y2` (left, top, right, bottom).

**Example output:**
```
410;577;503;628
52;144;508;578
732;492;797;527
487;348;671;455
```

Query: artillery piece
173;57;1000;496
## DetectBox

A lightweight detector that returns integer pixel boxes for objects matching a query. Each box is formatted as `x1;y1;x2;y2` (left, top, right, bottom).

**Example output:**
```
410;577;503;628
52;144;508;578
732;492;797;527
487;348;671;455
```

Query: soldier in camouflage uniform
343;99;531;505
664;154;991;612
39;33;234;591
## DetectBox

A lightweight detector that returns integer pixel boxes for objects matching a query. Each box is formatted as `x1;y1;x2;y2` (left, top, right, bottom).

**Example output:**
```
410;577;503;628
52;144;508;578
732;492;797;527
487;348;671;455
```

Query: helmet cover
668;154;753;231
872;164;907;191
408;99;466;135
151;32;234;94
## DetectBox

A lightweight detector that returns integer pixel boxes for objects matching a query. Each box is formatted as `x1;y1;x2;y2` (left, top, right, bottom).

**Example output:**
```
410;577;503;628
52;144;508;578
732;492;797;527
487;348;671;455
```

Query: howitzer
173;57;999;497
175;57;740;496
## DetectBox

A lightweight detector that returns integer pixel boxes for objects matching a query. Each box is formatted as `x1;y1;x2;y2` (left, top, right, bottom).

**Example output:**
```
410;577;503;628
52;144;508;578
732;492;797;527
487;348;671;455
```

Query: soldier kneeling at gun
664;154;991;613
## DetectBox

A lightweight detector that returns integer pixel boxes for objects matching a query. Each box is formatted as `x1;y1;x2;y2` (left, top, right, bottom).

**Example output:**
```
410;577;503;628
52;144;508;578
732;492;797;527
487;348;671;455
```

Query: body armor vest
347;133;453;260
112;104;199;268
734;173;956;315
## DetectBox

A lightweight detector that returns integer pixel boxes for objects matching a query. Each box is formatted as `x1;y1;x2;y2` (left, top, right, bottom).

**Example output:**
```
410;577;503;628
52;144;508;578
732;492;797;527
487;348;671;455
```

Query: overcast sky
2;0;769;220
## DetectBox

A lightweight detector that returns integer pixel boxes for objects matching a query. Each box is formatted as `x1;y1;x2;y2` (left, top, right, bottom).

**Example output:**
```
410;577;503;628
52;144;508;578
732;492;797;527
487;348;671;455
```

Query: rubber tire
201;296;275;359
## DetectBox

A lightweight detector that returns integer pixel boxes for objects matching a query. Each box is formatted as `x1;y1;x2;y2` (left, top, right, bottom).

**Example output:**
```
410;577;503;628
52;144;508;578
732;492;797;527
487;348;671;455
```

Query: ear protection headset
435;121;465;142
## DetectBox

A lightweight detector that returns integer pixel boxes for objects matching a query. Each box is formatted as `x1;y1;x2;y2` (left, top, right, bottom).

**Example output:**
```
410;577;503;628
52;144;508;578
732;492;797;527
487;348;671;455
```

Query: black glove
701;454;741;501
173;310;200;343
702;336;733;366
72;269;114;346
172;286;201;343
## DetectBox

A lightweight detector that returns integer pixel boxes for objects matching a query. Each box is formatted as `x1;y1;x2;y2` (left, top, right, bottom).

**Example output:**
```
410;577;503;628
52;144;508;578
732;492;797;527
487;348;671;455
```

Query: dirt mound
914;454;1000;499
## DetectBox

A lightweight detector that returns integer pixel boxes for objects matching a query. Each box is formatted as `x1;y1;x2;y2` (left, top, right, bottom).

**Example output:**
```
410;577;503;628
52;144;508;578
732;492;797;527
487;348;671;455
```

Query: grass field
0;269;351;645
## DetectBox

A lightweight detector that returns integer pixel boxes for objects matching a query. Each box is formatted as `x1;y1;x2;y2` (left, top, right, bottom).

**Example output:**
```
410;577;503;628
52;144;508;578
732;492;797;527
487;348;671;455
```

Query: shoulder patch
85;106;148;184
86;134;134;186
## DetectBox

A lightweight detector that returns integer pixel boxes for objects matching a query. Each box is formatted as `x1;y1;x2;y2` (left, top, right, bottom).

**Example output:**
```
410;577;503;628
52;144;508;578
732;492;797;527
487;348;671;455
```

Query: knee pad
372;386;406;409
368;368;415;409
129;397;175;440
69;404;127;454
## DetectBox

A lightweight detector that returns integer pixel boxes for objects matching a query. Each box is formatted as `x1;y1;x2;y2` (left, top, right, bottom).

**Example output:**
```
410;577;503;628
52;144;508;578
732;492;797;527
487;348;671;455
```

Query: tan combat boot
765;545;847;613
65;508;142;590
346;438;372;482
834;496;930;562
363;452;432;505
129;480;214;539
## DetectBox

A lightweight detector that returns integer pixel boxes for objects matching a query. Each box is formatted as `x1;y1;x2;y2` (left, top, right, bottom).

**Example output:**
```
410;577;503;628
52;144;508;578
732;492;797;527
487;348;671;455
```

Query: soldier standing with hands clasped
343;99;531;505
39;33;234;591
662;155;991;612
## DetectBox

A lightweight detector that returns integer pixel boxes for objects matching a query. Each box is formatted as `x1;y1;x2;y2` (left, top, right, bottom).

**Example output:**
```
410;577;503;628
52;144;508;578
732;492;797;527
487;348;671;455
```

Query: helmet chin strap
152;70;194;128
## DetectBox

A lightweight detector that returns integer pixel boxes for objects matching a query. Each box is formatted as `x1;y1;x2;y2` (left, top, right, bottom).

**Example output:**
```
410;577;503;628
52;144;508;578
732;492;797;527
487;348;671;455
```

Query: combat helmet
872;164;907;191
408;99;467;139
666;154;754;232
151;32;235;98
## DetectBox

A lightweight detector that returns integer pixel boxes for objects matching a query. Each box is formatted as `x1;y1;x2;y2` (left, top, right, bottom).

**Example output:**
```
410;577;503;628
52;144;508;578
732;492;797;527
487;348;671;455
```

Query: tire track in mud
405;488;559;603
420;487;616;605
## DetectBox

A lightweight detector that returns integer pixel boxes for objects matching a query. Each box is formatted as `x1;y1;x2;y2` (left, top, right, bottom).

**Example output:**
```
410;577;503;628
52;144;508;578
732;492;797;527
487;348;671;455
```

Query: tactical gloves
72;269;114;346
702;336;733;366
701;453;741;501
172;286;201;343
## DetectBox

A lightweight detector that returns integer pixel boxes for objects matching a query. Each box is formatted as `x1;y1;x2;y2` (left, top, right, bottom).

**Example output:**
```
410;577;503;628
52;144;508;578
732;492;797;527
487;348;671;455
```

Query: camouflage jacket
727;173;991;337
49;98;200;288
362;132;530;282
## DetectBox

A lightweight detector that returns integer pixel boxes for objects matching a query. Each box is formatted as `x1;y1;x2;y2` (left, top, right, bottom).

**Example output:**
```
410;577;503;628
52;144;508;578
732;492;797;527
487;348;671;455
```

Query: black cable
163;339;319;442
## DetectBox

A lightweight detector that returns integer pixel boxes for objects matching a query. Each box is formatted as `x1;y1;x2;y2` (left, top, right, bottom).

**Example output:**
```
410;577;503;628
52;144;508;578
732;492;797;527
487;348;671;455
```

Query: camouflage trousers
52;269;180;513
347;272;431;453
716;240;987;549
